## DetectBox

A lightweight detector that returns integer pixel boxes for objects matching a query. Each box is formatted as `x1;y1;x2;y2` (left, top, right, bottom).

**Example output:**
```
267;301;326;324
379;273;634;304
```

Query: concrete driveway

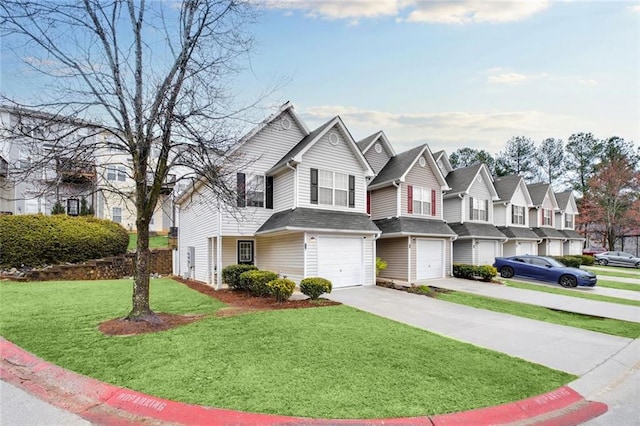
327;285;632;376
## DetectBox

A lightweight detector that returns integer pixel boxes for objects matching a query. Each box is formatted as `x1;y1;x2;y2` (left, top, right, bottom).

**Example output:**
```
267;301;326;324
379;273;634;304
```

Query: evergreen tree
565;133;602;195
535;138;564;188
495;136;537;182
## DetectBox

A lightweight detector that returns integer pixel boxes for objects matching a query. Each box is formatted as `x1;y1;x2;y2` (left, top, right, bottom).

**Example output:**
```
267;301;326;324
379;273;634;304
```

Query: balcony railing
147;172;177;194
56;157;96;184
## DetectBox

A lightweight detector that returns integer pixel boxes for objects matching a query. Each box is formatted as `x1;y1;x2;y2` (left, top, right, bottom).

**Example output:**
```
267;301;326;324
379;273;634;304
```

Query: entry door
237;240;254;265
416;239;443;280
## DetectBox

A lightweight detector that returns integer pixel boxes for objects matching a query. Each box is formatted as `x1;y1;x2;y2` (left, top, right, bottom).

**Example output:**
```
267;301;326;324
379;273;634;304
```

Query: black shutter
348;175;355;208
310;168;318;204
236;172;246;207
265;176;273;209
511;205;516;224
485;200;489;221
469;196;474;220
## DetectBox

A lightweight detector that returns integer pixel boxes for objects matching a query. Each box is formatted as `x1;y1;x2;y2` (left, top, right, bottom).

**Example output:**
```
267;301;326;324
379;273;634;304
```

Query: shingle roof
447;222;506;239
531;227;567;239
369;144;426;186
374;217;456;237
555;191;572;210
497;226;540;240
268;117;336;173
356;133;379;152
560;229;584;240
444;163;483;195
493;175;522;202
256;208;380;234
527;183;550;206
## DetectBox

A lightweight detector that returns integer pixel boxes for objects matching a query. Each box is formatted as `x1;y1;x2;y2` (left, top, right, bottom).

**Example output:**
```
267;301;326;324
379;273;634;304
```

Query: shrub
552;256;582;268
376;257;388;275
300;277;332;300
240;270;278;297
50;201;66;215
407;285;435;297
453;264;497;282
267;278;296;302
0;215;129;268
576;255;595;266
221;264;258;290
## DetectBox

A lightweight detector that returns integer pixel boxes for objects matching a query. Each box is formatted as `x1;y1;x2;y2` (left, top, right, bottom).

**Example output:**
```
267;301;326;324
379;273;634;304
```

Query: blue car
493;255;597;288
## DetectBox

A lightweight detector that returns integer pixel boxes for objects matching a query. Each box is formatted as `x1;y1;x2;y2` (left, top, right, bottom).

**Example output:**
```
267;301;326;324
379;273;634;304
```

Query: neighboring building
175;102;379;288
442;162;506;265
554;190;584;255
527;183;565;256
0;106;173;233
360;135;456;281
493;175;540;256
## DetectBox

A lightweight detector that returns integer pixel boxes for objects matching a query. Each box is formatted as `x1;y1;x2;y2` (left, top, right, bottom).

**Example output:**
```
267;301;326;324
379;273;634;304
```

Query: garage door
416;239;444;280
476;240;497;265
317;237;363;288
549;240;562;256
516;241;536;256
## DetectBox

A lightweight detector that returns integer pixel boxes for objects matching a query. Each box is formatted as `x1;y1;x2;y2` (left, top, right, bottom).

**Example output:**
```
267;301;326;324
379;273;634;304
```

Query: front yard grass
436;291;640;339
0;278;574;419
583;267;640;280
504;280;640;307
128;233;168;250
596;280;640;292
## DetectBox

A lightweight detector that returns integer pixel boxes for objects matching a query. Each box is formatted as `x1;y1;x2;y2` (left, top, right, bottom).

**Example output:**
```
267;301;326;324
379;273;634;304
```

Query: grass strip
436;291;640;339
128;233;168;250
504;280;640;307
595;280;640;292
583;267;640;280
0;278;573;419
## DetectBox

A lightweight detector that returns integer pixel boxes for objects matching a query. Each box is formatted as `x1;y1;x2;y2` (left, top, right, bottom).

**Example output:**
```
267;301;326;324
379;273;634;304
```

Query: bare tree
534;138;564;188
1;0;261;323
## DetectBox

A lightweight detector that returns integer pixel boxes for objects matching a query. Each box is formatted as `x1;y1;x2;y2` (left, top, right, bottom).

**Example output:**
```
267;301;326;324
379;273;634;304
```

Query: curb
1;337;607;425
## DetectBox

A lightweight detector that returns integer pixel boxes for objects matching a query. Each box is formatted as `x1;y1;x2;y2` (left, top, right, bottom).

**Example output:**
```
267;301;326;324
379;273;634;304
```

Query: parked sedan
594;251;640;268
582;246;606;256
493;255;597;288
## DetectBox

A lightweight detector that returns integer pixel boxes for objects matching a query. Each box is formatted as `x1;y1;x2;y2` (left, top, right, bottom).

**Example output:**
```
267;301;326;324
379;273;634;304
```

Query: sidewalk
429;278;640;322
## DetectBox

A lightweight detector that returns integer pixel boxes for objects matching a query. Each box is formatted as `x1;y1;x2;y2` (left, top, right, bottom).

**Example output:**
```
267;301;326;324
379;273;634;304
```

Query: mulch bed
99;276;340;336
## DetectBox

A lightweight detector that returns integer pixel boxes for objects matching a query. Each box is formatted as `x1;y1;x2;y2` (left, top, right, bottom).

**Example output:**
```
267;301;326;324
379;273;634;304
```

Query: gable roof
267;116;374;177
356;131;396;157
527;183;558;208
444;163;498;199
255;207;380;235
555;191;577;212
368;144;449;190
432;150;453;176
493;175;533;205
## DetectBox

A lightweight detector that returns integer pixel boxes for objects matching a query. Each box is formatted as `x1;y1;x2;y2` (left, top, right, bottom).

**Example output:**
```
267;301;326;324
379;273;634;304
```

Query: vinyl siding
297;126;367;213
364;145;391;174
400;156;442;218
377;237;409;281
494;204;507;226
363;237;375;285
467;178;494;222
453;240;473;264
512;186;529;206
443;197;462;223
256;233;304;282
370;186;397;220
273;169;295;212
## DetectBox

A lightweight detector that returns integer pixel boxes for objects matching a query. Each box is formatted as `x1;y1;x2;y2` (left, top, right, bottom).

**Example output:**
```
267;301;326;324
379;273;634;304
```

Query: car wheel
635;262;640;269
597;258;608;266
559;275;578;288
500;266;514;278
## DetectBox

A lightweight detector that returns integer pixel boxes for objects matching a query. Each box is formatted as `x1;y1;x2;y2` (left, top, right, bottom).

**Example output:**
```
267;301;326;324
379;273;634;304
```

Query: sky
236;0;640;155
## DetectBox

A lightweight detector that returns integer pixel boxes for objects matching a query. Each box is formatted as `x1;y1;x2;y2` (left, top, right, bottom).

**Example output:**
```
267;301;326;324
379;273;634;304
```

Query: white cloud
579;79;597;86
300;105;580;154
260;0;549;23
630;5;640;13
487;68;549;84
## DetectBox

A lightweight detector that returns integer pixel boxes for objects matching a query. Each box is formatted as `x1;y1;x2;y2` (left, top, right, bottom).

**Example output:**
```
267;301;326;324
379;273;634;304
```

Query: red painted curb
1;338;607;425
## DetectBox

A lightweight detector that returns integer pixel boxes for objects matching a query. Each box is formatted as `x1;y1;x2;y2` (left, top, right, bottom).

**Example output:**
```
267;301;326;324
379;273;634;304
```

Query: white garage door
516;241;536;256
476;240;497;265
416;239;444;280
549;240;563;256
317;237;363;288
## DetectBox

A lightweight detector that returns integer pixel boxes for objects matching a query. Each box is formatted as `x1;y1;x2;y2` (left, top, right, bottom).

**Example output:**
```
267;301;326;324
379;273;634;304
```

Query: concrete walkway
518;278;640;301
327;286;631;376
430;278;640;322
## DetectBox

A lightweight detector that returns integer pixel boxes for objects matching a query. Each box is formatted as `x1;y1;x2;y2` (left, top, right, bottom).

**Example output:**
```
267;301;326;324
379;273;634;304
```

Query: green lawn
583;267;640;280
436;291;640;339
0;279;573;419
128;233;168;250
504;280;640;307
596;280;640;292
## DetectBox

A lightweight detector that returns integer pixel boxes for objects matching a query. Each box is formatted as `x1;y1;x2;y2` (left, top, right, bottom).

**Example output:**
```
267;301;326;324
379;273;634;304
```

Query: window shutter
407;185;413;214
511;205;515;224
431;189;436;216
348;175;355;208
236;173;246;207
310;168;318;204
366;191;371;215
541;208;544;225
469;197;474;220
485;199;489;221
265;176;273;209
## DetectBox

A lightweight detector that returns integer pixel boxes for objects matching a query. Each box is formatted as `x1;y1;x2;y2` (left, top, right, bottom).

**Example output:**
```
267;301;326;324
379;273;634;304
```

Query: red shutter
407;185;413;214
431;189;436;216
366;191;371;215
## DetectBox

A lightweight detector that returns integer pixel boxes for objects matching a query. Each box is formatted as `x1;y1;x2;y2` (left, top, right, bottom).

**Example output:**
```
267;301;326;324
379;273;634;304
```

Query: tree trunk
126;218;162;324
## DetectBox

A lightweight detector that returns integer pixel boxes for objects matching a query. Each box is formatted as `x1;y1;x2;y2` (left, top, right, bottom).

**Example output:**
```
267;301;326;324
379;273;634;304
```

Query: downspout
286;161;297;209
373;231;381;285
216;206;223;290
392;180;400;217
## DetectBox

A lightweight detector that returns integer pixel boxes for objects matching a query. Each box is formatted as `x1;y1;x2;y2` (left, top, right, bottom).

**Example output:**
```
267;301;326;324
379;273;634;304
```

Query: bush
376;257;388;275
267;278;296;302
407;285;435;297
0;215;129;268
453;264;497;282
300;277;332;300
552;256;582;268
575;255;595;266
221;264;258;290
240;270;278;297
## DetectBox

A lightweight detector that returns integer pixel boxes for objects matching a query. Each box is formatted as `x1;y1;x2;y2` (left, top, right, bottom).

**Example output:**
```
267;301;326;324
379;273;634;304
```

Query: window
542;208;553;226
237;241;254;265
236;173;266;208
311;169;355;207
470;197;487;221
106;165;116;181
512;205;525;225
247;175;265;207
112;207;122;224
66;199;79;216
117;166;126;181
564;214;574;229
407;186;436;216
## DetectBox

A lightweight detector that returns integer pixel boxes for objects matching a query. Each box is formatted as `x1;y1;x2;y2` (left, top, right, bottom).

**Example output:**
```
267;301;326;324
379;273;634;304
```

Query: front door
237;240;254;265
